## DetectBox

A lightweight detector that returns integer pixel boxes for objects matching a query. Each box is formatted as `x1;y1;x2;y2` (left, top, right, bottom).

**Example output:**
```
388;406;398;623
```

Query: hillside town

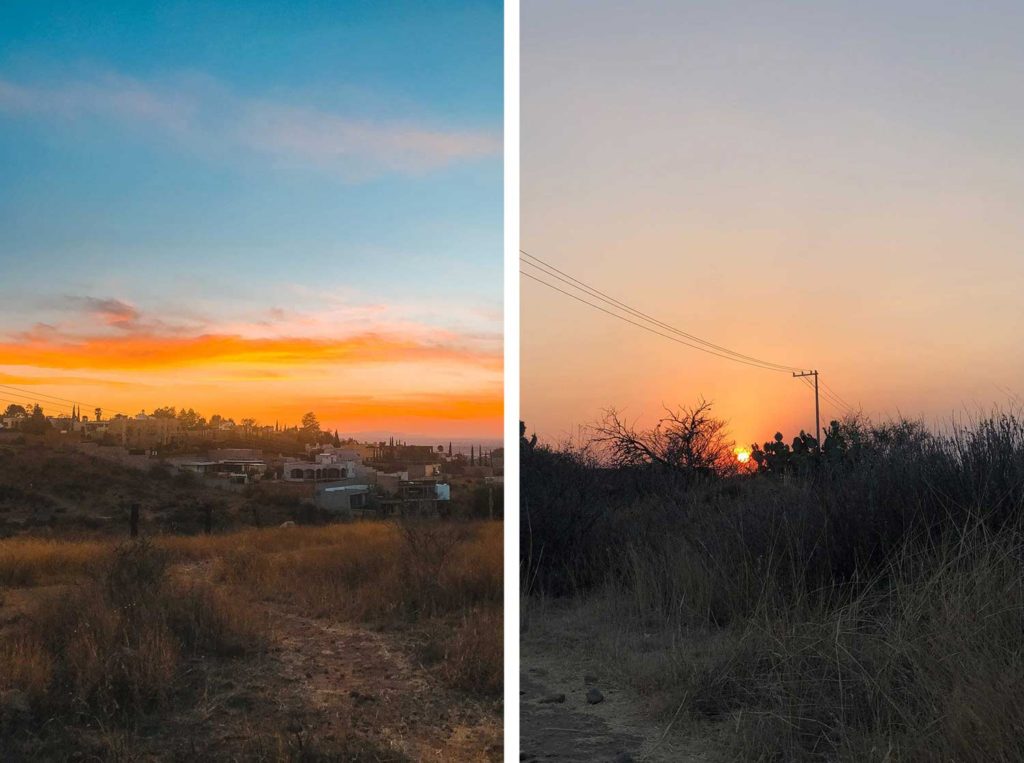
0;402;503;521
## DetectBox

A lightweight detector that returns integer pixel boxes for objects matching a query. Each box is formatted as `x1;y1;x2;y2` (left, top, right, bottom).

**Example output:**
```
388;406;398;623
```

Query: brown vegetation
1;520;502;759
522;409;1024;761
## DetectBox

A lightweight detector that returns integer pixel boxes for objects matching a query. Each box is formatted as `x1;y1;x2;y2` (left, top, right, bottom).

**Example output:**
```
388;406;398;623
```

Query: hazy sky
522;0;1024;449
0;1;503;437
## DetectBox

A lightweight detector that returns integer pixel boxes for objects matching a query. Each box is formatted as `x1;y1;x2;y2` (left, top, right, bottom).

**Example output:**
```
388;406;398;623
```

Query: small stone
613;753;635;763
586;688;605;705
538;693;565;704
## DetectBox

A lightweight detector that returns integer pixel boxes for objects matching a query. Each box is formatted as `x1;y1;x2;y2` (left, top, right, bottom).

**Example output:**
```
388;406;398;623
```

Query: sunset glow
522;2;1024;447
0;3;502;438
0;303;503;436
735;448;751;464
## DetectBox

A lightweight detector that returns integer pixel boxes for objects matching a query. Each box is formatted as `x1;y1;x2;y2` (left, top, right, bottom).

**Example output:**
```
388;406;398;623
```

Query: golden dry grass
0;519;503;747
0;537;111;587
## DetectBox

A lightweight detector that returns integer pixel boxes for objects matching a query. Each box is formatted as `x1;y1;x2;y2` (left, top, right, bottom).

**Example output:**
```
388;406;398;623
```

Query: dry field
521;412;1024;761
0;520;503;761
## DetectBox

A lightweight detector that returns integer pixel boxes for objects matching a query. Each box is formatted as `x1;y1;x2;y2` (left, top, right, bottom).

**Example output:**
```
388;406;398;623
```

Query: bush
3;539;265;730
437;609;503;697
523;411;1024;759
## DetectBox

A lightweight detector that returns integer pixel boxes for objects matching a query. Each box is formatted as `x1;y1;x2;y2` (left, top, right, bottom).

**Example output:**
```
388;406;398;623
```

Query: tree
152;406;176;419
3;403;26;418
301;412;320;438
592;399;735;476
177;408;206;430
21;404;51;435
520;421;537;452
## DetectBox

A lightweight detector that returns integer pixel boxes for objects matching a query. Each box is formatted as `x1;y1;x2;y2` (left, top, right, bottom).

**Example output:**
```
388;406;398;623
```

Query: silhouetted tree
177;408;205;430
300;411;321;443
593;399;735;477
520;421;537;452
21;404;51;435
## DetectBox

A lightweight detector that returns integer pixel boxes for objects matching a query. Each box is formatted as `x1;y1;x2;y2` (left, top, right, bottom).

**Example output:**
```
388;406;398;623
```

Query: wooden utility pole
793;370;820;447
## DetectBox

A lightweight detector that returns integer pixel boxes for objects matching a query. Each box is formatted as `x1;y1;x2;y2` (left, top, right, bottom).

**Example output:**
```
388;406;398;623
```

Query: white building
282;450;360;482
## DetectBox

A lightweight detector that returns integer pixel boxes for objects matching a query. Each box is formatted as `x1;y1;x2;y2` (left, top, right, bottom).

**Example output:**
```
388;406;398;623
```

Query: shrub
523;411;1024;759
4;539;265;729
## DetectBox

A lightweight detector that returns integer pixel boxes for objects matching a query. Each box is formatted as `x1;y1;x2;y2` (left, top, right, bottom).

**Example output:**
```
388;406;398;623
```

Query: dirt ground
0;561;502;761
142;563;502;761
520;601;719;763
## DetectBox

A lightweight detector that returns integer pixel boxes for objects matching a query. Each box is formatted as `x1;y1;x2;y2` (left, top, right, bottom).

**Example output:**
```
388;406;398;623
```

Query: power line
821;380;856;413
0;389;77;412
521;269;812;373
0;395;75;415
799;376;851;416
522;248;859;426
800;377;840;414
800;377;856;420
0;383;106;411
0;383;130;419
521;250;806;373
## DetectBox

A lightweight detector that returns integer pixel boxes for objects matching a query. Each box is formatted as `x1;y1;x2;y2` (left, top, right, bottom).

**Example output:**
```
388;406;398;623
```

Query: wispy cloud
0;73;196;131
1;293;501;374
0;371;141;389
39;295;201;336
0;71;500;178
0;331;502;373
65;297;140;329
238;101;500;174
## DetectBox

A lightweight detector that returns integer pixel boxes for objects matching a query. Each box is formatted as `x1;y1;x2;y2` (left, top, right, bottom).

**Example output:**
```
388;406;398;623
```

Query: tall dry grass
213;519;504;696
0;537;111;587
0;539;266;745
1;517;503;739
524;412;1024;760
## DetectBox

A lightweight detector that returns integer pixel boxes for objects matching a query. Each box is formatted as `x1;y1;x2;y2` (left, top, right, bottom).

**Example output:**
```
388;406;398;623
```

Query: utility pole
793;370;820;448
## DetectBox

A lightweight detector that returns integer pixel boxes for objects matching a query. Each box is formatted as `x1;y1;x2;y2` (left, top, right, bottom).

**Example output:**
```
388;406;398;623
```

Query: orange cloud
0;372;140;388
316;393;502;422
258;392;503;436
0;332;502;372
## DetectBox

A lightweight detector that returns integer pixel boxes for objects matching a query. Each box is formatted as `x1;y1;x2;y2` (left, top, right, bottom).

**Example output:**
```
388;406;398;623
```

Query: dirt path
520;609;715;763
262;608;501;760
143;561;502;761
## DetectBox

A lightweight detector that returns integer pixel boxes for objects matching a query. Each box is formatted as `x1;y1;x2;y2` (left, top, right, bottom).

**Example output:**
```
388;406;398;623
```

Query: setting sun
735;447;751;464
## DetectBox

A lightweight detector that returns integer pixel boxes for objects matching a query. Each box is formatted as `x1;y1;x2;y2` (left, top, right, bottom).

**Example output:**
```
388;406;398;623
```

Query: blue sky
0;1;503;436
